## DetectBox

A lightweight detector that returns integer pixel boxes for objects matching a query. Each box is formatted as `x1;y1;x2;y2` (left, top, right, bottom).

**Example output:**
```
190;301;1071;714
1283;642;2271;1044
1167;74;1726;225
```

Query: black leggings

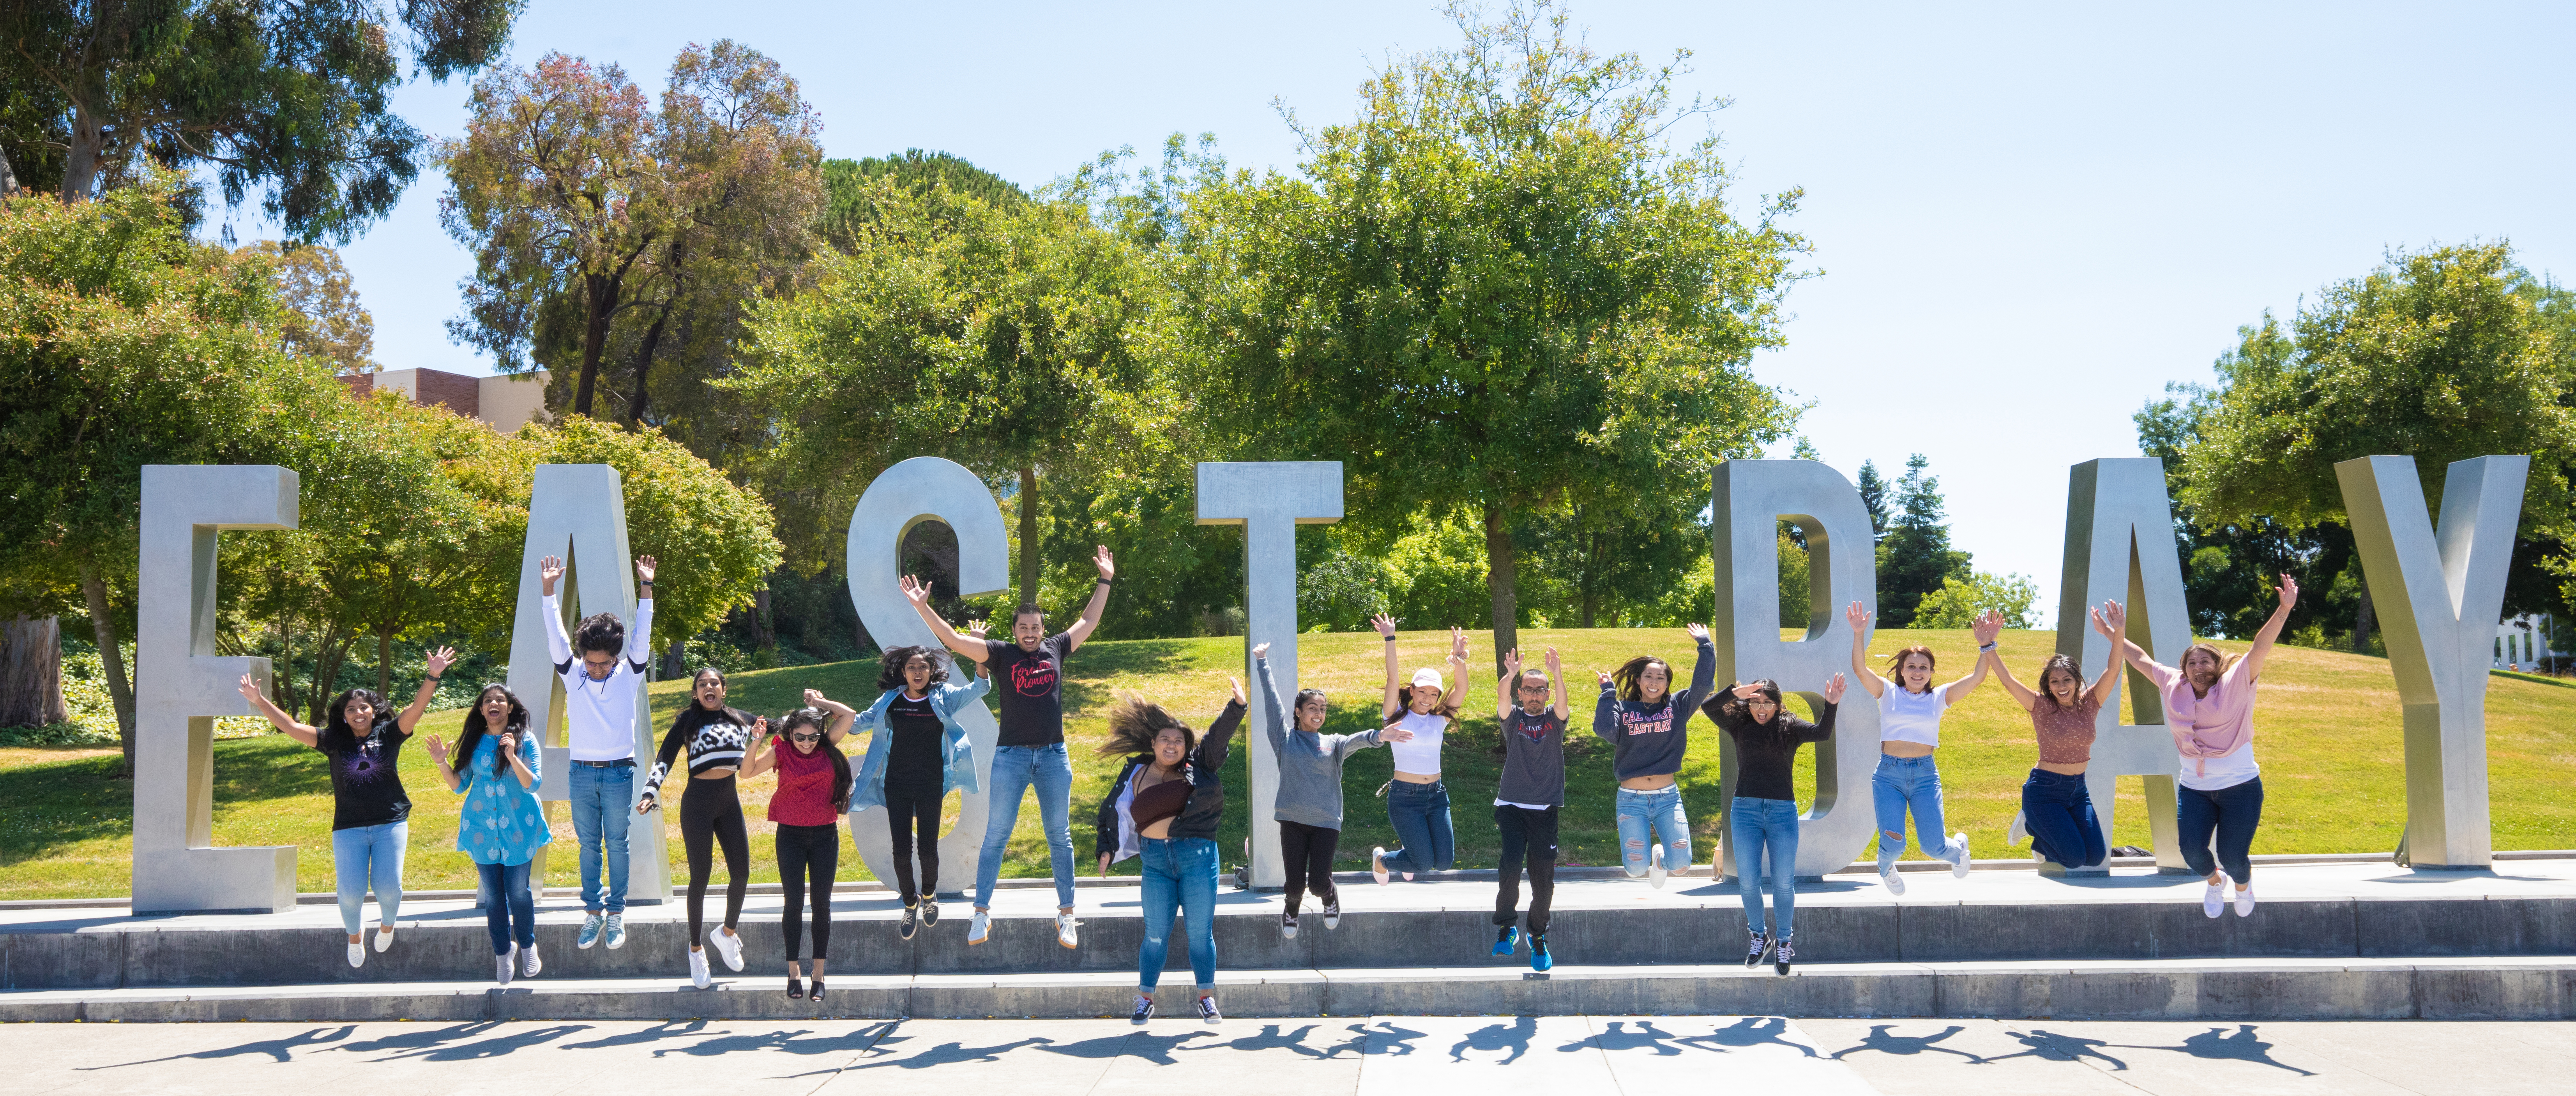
682;775;748;947
884;781;944;904
1279;819;1340;916
1494;804;1558;936
776;822;839;962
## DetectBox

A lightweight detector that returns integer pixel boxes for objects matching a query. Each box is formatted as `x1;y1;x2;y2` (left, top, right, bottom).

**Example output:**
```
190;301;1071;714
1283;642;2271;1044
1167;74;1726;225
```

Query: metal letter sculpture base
1197;461;1345;889
844;457;1012;894
507;464;670;903
2052;458;2189;874
133;465;300;914
1710;459;1881;879
2338;454;2525;870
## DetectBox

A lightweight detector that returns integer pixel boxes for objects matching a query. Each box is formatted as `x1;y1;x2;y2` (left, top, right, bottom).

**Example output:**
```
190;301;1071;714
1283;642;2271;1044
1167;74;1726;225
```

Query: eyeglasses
789;732;823;743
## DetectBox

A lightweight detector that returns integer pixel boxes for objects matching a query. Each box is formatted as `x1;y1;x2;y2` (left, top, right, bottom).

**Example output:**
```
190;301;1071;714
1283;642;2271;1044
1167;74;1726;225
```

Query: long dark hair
2035;653;2085;709
777;706;853;813
876;645;951;692
321;688;389;754
1611;655;1673;704
1712;679;1784;724
1100;694;1196;765
454;684;530;777
673;667;756;738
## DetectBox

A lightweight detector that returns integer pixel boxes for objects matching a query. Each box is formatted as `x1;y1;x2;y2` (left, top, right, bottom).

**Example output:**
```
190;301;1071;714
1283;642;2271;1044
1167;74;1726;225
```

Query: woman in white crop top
1368;614;1465;885
1845;600;2002;896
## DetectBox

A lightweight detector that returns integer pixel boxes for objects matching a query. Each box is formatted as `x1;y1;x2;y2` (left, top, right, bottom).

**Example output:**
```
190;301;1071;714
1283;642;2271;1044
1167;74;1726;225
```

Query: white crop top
1877;684;1948;746
1388;710;1447;775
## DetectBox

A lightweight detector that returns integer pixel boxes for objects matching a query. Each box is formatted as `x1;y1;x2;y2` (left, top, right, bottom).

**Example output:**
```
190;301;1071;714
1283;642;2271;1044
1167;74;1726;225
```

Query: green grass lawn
4;627;2572;900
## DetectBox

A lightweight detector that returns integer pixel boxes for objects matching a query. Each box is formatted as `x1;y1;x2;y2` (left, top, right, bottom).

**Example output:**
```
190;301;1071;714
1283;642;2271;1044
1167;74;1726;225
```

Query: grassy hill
3;627;2571;898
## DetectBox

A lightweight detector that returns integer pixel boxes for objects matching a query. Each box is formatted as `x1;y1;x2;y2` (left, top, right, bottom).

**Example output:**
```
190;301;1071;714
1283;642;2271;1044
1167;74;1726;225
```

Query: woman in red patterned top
742;687;856;1003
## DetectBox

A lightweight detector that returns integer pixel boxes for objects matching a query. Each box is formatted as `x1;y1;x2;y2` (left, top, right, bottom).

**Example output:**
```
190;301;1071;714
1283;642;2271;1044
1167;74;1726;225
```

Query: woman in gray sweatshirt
1254;642;1408;939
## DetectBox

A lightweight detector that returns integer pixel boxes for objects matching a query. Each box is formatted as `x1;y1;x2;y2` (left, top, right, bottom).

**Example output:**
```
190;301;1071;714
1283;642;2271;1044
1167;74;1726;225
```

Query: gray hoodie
1256;656;1387;828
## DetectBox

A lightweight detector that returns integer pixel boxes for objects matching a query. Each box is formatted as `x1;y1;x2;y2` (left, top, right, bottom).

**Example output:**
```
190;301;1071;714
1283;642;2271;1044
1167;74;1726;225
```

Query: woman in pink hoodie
2093;575;2299;920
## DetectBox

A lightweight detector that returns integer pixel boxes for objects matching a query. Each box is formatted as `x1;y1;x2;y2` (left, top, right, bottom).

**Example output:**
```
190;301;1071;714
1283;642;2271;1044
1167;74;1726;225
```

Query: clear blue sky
254;1;2576;623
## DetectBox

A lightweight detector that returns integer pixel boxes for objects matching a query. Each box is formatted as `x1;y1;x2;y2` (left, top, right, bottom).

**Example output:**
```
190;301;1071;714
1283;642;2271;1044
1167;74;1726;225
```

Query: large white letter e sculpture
845;457;1012;892
134;465;300;914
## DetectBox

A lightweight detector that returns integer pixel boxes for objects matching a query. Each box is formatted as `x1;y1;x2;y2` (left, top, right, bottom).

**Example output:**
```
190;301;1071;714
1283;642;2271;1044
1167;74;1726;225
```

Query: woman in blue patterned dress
427;684;551;985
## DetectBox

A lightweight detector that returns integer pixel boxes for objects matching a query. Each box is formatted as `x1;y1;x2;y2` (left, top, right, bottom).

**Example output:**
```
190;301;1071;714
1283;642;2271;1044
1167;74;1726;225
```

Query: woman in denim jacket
849;644;992;937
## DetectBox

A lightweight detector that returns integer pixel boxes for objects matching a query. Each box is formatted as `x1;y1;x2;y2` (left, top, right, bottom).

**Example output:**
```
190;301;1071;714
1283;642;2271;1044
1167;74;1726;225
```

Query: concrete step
6;956;2569;1023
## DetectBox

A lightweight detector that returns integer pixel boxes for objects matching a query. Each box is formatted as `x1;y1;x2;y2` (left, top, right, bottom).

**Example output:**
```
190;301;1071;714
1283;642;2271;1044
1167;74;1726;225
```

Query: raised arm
1443;627;1470;715
1198;680;1246;772
1846;601;1887;699
1940;611;2003;705
1983;645;2040;712
1253;643;1291;752
638;720;689;808
803;688;858;745
625;555;657;664
1545;647;1569;723
539;555;573;665
2237;574;2300;681
502;728;539;790
1677;623;1717;710
2091;600;2155;673
901;574;987;661
1063;546;1116;653
1591;670;1621;742
1498;648;1521;722
739;718;778;778
2085;658;2122;708
235;673;319;747
394;646;456;736
422;734;464;792
1802;672;1849;742
1373;612;1403;720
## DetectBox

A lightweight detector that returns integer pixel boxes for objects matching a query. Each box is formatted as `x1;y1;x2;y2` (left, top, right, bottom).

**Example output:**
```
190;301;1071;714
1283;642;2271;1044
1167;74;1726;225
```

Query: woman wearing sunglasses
742;688;858;1003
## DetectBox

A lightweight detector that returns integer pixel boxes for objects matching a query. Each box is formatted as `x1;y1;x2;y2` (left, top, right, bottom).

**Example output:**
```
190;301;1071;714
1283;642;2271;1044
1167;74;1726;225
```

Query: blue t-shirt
455;732;551;866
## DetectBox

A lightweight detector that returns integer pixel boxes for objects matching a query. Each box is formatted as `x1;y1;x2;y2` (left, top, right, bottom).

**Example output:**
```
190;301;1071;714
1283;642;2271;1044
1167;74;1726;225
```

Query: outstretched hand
1371;612;1399;638
2274;573;2300;609
2093;599;2127;638
1844;600;1870;633
1686;622;1710;642
539;555;565;596
634;555;657;584
1503;648;1523;675
1972;610;2004;646
1379;721;1416;742
899;574;932;605
1229;676;1246;706
236;672;262;706
1544;647;1563;678
425;646;457;678
1448;626;1469;662
1823;672;1848;705
1093;545;1117;582
1253;641;1271;659
424;734;449;766
1596;669;1614;689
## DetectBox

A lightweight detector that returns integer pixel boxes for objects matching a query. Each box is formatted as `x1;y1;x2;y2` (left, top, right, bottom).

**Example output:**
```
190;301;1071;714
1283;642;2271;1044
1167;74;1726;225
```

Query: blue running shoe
1493;925;1519;957
1530;934;1552;972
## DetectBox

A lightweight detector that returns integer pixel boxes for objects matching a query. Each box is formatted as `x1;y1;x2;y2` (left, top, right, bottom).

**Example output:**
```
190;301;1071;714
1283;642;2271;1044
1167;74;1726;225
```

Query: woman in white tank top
1368;614;1467;884
1845;600;2002;896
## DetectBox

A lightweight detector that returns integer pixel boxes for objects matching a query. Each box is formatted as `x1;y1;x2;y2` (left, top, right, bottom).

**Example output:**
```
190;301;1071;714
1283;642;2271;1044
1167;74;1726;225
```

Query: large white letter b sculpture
845;457;1013;892
134;465;301;914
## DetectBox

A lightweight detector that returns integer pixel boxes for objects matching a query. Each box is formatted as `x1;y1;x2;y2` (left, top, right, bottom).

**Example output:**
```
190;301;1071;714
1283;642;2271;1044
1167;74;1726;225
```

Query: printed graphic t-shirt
985;633;1072;747
885;693;947;788
325;717;412;831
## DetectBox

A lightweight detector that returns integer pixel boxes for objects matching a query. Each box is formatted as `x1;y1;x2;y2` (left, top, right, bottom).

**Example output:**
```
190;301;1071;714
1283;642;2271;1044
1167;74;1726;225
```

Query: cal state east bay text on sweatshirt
1590;637;1715;780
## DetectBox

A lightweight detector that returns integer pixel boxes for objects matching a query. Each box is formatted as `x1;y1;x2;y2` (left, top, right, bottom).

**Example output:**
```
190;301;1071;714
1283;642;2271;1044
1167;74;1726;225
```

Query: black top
645;704;758;797
1701;689;1837;803
1093;699;1244;856
324;717;412;831
985;633;1072;747
884;692;945;789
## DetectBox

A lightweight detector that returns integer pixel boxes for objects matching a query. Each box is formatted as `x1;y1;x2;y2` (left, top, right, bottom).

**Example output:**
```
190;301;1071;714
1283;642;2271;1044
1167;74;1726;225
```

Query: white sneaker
2234;884;2256;918
495;947;516;986
2006;811;2029;847
520;941;542;978
2203;874;2229;918
967;910;991;946
1647;843;1668;889
1880;865;1907;897
1057;913;1081;949
346;940;365;969
1371;848;1390;886
688;946;712;989
1947;833;1973;879
1323;899;1341;930
373;924;396;953
711;926;744;971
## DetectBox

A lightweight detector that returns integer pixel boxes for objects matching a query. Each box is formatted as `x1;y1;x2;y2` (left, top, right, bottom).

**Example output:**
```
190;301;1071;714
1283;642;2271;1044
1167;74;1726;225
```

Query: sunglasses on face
789;732;822;743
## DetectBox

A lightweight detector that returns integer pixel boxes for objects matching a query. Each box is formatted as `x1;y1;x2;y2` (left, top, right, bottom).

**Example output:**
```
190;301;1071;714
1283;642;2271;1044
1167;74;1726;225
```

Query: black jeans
1493;804;1558;936
883;780;943;904
682;775;749;947
776;822;839;962
2178;776;2264;882
1278;819;1340;916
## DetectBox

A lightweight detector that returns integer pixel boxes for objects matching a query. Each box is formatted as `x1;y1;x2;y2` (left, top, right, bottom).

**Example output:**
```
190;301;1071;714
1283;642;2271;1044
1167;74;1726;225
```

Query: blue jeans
2178;776;2264;882
1137;836;1219;992
1871;754;1963;870
2022;768;2107;869
1615;785;1691;876
568;761;635;914
1729;796;1800;938
330;821;406;936
975;743;1077;909
1381;780;1453;875
477;860;536;956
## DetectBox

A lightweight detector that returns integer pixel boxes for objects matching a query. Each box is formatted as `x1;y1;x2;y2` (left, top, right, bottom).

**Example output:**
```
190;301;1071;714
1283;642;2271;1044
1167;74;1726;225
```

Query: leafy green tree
1855;459;1889;545
1170;0;1804;666
1876;453;1972;627
241;242;376;372
1912;571;2039;630
2168;242;2576;644
0;0;520;240
818;150;1026;252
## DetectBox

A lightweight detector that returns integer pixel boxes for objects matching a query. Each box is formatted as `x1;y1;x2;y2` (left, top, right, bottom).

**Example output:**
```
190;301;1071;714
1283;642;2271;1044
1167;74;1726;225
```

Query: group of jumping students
235;542;2302;1024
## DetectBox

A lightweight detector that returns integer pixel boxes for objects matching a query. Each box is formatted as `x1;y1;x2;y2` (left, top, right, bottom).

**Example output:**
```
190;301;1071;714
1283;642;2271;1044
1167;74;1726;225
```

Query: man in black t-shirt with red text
904;545;1117;950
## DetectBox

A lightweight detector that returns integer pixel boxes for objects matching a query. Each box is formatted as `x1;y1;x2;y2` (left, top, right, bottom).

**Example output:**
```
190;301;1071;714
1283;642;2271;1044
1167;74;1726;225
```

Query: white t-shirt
1388;710;1447;776
2176;741;2260;792
1877;683;1947;747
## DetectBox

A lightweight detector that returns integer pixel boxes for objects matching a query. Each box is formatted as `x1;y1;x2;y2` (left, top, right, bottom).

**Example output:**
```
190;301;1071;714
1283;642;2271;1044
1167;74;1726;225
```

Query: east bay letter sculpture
844;457;1012;892
1710;459;1880;879
133;465;302;913
1196;461;1344;888
2337;454;2526;870
504;464;670;902
2053;458;2189;873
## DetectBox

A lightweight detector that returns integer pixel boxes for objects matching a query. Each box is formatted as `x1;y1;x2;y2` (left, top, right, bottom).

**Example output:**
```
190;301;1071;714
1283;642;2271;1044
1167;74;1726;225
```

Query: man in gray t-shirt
1493;646;1570;971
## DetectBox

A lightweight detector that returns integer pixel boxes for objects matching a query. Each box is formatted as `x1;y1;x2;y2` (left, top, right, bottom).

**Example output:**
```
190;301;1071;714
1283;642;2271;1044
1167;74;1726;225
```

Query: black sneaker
1745;930;1773;967
1773;937;1796;976
1322;899;1341;930
922;897;940;927
900;903;919;941
1196;995;1222;1024
1129;994;1155;1025
787;976;805;999
1281;912;1299;939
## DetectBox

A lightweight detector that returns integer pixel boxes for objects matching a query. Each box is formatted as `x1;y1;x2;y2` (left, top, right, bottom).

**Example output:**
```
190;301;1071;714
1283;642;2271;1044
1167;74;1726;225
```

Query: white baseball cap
1410;667;1444;689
